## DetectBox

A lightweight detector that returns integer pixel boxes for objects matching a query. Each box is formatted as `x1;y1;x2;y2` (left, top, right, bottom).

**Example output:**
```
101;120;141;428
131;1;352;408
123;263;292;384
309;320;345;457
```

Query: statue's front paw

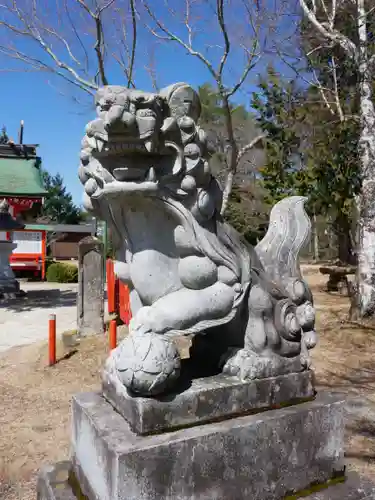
114;331;181;396
129;306;155;335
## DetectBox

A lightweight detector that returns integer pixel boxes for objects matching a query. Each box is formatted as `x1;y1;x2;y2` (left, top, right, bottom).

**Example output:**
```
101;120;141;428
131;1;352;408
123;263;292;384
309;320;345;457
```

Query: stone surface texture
77;236;104;336
102;364;315;435
36;465;375;500
78;83;318;396
71;391;345;500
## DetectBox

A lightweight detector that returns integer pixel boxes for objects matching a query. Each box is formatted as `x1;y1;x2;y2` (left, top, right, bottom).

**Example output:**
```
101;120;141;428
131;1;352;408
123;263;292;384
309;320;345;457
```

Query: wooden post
49;314;56;366
109;319;117;351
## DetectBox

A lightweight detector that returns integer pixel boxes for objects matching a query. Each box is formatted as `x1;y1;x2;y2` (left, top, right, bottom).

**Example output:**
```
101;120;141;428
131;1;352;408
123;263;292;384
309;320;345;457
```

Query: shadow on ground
2;288;109;312
1;289;77;312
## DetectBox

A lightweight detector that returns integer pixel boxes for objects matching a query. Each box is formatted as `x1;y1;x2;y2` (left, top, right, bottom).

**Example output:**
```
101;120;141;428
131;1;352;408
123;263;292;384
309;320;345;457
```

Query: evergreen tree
41;171;83;224
0;126;9;144
251;68;302;204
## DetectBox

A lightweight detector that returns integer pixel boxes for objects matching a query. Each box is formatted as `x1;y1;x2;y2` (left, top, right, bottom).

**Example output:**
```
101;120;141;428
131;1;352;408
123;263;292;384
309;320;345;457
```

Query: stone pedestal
71;391;345;500
0;240;23;298
37;372;375;500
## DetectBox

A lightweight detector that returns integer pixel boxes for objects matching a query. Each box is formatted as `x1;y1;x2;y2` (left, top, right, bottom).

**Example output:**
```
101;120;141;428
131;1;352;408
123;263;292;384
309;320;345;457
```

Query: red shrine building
0;140;48;277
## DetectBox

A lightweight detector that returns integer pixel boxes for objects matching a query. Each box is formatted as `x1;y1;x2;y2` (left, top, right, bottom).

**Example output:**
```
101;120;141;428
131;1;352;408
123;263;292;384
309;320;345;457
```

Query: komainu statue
79;83;317;396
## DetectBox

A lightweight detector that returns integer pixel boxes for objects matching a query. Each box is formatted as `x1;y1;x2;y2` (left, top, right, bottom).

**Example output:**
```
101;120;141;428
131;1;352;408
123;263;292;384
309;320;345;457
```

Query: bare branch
39;25;81;67
75;0;109;85
217;0;230;77
237;133;266;164
93;15;108;85
299;0;358;59
144;45;159;92
184;0;193;47
331;55;344;122
127;0;137;88
227;39;259;97
142;0;219;82
63;0;90;73
0;2;99;91
0;44;96;95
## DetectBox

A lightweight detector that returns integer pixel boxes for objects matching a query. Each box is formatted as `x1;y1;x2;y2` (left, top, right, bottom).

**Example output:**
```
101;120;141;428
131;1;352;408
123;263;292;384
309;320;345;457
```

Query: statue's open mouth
94;139;151;157
81;133;183;198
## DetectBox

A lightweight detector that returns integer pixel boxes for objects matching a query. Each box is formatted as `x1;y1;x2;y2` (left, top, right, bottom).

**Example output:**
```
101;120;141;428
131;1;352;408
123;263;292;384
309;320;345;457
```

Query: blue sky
0;0;300;205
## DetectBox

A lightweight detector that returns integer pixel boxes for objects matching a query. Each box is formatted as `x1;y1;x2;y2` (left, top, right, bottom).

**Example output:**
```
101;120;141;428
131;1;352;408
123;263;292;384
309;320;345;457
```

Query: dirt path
0;282;108;352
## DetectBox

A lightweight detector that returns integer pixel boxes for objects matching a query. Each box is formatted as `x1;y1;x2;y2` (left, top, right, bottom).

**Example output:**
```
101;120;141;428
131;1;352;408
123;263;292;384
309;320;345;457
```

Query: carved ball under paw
114;332;181;396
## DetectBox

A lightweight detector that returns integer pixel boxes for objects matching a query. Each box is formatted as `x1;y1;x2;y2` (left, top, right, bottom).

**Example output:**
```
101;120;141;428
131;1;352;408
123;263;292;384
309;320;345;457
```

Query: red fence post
118;282;132;325
109;319;117;351
107;259;116;315
48;314;56;366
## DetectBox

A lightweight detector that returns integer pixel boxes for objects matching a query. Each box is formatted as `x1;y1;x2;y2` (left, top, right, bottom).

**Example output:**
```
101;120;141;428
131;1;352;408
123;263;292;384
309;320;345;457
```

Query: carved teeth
96;140;104;153
86;136;97;150
94;141;150;156
144;140;153;152
146;167;156;182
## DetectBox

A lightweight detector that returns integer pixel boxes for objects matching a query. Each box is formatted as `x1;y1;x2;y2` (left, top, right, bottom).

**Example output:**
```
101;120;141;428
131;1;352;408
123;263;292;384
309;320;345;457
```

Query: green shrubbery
46;262;78;283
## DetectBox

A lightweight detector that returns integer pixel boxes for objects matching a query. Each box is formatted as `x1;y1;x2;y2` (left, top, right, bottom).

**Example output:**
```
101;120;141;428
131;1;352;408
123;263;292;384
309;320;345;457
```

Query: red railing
106;259;132;325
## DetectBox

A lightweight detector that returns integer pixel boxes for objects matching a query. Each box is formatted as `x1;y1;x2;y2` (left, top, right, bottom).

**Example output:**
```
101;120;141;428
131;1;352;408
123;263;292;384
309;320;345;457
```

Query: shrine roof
0;156;47;197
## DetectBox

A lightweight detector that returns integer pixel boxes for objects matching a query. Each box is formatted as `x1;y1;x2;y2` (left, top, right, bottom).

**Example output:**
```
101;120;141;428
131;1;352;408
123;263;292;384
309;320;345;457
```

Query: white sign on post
12;231;43;254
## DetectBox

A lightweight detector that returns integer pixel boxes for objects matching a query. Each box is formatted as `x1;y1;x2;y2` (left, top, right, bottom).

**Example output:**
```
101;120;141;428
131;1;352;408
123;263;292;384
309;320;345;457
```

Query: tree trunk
334;212;353;264
220;95;238;216
221;170;234;215
312;213;319;262
356;0;375;316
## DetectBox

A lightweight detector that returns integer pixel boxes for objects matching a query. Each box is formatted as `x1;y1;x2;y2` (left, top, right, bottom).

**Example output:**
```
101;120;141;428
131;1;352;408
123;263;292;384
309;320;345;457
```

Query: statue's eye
136;109;156;118
99;99;114;112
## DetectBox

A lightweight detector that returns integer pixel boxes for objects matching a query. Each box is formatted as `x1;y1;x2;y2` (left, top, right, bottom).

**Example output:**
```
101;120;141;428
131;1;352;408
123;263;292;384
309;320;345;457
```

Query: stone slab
102;368;315;435
71;391;345;500
36;463;375;500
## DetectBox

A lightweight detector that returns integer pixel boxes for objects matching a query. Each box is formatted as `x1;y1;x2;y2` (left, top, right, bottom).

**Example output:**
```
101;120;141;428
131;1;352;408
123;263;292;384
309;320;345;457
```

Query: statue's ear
160;83;201;122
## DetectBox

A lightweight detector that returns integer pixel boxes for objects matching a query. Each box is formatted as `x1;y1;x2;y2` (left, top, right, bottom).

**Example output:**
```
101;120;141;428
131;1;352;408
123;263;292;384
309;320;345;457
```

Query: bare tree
141;0;266;214
0;0;138;97
298;0;375;317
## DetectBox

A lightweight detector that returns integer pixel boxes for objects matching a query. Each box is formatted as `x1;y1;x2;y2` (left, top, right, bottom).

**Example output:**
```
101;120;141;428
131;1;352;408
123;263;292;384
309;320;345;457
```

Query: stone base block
72;391;345;500
102;367;315;435
36;462;375;500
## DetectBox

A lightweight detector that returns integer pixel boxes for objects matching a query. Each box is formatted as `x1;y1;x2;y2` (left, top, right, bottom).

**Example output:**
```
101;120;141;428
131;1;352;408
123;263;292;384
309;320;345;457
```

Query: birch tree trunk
356;0;375;316
312;213;319;261
299;0;375;317
221;171;234;215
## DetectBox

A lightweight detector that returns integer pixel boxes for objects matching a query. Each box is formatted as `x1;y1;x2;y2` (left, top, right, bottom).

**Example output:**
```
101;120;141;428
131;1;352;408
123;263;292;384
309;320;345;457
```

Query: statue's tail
255;196;311;284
